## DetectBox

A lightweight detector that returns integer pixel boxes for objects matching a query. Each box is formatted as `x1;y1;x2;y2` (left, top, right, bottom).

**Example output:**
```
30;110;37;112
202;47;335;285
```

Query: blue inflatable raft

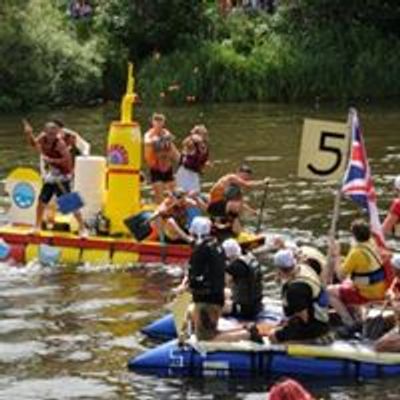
129;338;400;379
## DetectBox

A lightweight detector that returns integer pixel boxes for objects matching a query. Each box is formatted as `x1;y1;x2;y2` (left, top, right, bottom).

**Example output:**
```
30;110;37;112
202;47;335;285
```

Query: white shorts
176;166;201;193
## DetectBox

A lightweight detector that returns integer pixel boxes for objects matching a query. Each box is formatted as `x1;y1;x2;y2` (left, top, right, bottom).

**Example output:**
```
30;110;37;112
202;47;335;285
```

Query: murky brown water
1;102;400;399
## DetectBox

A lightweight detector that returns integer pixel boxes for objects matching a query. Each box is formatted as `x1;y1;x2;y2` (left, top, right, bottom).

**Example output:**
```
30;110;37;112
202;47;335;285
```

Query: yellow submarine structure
0;64;264;266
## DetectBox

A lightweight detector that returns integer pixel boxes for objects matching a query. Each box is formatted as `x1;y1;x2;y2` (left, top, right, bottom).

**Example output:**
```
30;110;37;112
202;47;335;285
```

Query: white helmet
273;249;296;269
395;176;400;191
189;216;211;239
222;238;242;259
391;253;400;270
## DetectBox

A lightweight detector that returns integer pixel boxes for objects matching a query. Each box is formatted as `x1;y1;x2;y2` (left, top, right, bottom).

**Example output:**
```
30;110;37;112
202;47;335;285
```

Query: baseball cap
391;253;400;270
222;239;242;259
189;216;211;238
273;249;296;269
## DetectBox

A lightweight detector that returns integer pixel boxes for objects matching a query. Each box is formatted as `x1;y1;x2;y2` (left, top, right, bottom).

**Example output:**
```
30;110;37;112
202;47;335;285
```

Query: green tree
0;0;103;111
95;0;207;60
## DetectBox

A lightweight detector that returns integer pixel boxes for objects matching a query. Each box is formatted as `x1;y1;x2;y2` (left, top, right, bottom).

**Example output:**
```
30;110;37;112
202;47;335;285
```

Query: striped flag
341;109;385;246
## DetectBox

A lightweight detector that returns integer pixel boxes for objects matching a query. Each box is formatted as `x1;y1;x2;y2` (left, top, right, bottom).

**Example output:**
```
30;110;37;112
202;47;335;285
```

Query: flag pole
325;108;354;284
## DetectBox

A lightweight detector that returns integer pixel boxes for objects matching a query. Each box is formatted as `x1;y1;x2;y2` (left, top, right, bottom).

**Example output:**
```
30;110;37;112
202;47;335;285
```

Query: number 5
307;132;346;176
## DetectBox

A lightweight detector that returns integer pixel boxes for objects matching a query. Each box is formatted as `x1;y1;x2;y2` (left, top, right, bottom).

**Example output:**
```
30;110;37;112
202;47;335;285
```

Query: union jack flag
341;109;385;246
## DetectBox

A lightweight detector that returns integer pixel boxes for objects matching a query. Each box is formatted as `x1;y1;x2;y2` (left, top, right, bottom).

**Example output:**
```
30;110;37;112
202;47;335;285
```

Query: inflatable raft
0;64;265;266
129;338;400;379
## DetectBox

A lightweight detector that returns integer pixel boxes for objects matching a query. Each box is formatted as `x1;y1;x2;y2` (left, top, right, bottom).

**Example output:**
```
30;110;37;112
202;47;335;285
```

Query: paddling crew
176;125;210;193
327;219;386;336
383;175;400;238
208;165;268;235
23;120;86;235
268;249;331;344
187;217;263;343
153;188;198;244
222;238;263;319
144;113;180;204
375;254;400;352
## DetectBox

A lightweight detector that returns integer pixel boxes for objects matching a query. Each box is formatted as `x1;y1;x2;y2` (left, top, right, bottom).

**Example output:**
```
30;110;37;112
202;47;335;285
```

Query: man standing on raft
144;113;179;204
23;120;86;236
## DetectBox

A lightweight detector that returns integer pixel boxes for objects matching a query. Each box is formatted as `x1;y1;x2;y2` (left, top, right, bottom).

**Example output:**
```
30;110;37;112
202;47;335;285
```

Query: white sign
298;119;350;181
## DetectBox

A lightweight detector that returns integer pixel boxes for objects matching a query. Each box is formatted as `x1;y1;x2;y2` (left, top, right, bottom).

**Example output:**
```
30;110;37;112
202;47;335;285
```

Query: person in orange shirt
144;113;180;204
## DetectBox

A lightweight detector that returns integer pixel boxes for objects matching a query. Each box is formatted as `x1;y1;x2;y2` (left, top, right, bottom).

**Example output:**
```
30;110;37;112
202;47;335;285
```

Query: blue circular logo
12;182;36;209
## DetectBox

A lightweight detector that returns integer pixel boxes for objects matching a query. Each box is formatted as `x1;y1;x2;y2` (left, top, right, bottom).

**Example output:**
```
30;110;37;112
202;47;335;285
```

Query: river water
0;102;400;399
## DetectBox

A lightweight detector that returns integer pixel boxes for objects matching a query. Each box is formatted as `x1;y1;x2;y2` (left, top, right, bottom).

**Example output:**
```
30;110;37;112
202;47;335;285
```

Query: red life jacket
42;137;73;175
182;140;209;173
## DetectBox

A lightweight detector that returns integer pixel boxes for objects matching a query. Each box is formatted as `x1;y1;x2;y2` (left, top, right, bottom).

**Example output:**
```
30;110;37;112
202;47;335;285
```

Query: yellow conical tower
104;63;142;234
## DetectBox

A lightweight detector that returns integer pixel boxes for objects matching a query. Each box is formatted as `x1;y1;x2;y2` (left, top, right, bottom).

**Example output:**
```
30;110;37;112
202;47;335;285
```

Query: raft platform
0;224;265;265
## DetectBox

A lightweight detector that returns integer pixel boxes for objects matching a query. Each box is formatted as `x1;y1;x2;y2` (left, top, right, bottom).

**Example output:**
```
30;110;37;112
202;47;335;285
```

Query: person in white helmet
383;175;400;237
222;238;263;319
267;249;331;344
375;254;400;352
177;217;264;342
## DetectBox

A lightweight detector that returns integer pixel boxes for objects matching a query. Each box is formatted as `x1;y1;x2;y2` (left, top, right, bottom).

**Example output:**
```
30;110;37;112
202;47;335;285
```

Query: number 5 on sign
298;119;350;181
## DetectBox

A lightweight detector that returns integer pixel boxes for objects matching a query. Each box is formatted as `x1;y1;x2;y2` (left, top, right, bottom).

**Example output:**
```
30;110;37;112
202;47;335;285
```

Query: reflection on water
1;102;400;398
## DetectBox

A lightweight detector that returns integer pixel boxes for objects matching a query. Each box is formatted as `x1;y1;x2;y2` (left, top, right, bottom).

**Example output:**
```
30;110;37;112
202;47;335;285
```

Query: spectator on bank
69;0;93;19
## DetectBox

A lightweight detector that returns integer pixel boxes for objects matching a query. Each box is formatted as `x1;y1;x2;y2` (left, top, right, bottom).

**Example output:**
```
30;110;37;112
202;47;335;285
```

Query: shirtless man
144;113;180;203
207;165;268;235
23;120;86;235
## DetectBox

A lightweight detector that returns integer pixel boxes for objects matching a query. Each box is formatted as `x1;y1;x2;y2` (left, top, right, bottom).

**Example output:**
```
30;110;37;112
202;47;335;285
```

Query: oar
363;278;398;340
255;182;269;234
171;291;192;343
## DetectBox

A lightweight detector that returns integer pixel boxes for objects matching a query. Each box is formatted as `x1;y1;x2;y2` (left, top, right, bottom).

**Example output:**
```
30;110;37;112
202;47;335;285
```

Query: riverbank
1;1;400;112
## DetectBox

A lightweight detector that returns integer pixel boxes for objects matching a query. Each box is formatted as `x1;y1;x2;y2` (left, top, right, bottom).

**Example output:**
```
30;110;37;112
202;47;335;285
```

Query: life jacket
182;139;209;173
145;129;173;171
188;238;225;299
284;264;329;324
231;254;263;308
350;242;385;286
209;177;242;204
41;136;72;175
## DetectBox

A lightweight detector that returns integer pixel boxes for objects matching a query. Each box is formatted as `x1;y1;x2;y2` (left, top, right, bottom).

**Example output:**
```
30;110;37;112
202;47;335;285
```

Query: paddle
55;180;84;215
363;278;398;341
171;290;192;343
255;181;269;234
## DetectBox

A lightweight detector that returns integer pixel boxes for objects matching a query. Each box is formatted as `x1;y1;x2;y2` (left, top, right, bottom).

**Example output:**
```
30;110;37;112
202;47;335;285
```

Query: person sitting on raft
144;113;180;204
183;217;264;343
23;120;86;236
151;188;199;244
375;254;400;352
222;238;263;320
176;124;211;194
327;219;387;337
267;249;331;344
207;165;268;235
382;175;400;238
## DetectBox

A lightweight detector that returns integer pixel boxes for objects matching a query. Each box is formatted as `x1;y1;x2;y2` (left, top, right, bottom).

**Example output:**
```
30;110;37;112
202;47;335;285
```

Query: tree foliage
0;0;103;111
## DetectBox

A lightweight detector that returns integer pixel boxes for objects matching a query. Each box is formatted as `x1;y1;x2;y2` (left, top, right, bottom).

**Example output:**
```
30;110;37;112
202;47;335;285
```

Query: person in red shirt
268;378;315;400
375;254;400;352
383;176;400;237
